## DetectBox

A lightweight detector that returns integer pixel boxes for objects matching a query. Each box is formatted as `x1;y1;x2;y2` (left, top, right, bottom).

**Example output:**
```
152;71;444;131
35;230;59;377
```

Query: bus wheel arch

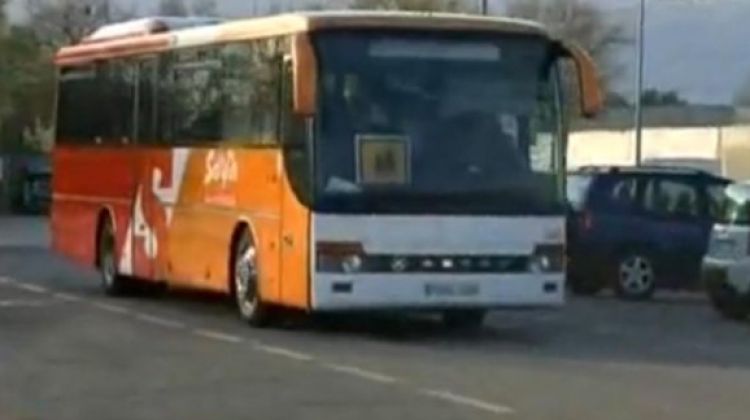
94;208;130;296
94;207;116;269
229;221;270;327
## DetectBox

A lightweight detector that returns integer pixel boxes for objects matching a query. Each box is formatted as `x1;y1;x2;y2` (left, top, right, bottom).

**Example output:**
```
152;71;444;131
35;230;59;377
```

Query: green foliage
0;5;55;152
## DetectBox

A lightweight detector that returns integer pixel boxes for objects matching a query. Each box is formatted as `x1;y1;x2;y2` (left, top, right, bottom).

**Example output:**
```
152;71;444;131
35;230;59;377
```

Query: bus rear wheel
97;218;131;296
442;310;486;330
232;229;270;327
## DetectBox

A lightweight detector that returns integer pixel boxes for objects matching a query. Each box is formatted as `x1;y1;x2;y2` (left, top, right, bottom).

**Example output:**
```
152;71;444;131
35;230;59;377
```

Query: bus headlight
529;244;564;273
316;241;365;273
342;255;363;273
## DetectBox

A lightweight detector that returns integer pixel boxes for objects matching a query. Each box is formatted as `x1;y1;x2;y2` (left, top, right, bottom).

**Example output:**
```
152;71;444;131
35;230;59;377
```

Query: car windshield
719;185;750;225
566;174;594;211
313;30;563;215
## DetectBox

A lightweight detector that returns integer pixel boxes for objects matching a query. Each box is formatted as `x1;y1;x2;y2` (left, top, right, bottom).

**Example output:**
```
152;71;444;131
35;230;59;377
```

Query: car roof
570;165;730;182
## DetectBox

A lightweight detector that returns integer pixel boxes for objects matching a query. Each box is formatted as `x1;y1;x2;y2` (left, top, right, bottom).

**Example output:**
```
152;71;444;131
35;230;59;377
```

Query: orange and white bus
51;12;602;328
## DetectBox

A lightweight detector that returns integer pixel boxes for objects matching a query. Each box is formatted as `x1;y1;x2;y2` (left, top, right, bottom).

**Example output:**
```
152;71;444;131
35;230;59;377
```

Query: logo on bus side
204;150;238;206
204;150;238;188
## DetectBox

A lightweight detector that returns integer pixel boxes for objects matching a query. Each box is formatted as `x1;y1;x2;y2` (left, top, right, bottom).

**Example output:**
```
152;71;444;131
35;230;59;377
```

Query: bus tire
442;309;486;330
231;228;270;327
97;216;131;296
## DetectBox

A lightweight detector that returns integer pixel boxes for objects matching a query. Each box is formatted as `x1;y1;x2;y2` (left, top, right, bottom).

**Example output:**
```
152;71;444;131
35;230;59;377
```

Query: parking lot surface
1;218;749;420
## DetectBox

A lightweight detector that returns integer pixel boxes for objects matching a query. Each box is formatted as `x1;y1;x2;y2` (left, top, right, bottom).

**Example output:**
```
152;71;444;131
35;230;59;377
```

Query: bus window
57;66;98;145
157;40;283;147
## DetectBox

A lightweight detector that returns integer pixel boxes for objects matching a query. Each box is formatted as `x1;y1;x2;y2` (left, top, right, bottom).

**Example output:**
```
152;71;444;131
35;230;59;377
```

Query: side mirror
561;43;604;119
292;33;318;117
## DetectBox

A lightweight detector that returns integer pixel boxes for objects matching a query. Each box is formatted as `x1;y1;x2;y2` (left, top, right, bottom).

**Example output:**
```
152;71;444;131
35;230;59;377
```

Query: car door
642;176;706;287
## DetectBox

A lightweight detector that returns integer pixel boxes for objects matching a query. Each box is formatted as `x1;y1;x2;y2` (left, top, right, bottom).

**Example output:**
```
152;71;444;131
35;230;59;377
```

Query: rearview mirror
561;43;604;119
292;33;317;117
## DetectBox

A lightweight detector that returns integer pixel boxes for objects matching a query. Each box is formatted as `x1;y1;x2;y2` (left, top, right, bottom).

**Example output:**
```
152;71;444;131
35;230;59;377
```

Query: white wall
568;125;750;180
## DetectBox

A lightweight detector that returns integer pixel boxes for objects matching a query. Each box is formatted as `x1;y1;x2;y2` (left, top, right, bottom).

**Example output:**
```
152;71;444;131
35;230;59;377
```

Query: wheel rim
619;256;654;295
235;240;258;316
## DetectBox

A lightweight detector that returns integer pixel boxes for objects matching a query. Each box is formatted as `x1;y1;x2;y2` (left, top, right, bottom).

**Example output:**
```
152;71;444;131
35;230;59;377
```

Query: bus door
129;57;162;281
279;56;313;308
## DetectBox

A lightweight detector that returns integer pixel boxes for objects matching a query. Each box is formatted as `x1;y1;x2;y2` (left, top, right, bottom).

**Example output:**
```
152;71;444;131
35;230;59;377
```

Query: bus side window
58;66;98;145
98;61;136;146
137;59;159;145
221;39;282;147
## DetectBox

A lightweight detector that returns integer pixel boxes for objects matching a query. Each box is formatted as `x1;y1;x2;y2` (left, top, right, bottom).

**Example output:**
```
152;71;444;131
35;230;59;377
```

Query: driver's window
528;66;560;174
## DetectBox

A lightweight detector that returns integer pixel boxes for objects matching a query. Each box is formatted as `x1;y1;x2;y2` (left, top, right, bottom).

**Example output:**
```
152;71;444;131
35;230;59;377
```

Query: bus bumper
310;273;565;311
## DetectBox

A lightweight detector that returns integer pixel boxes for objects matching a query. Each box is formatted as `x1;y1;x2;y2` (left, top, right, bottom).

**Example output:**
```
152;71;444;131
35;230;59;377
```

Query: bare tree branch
25;0;133;47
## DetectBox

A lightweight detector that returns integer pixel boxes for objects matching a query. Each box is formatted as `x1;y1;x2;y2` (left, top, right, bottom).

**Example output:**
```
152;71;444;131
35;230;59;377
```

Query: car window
644;178;700;219
566;174;593;211
602;176;639;212
706;182;728;220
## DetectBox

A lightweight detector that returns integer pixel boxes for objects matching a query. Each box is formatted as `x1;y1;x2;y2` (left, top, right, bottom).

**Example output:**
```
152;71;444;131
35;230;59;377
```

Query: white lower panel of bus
312;273;564;311
310;214;565;310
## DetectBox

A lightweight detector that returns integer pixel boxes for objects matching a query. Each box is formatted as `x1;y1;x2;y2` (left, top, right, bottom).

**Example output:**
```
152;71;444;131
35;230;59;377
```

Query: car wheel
708;283;750;321
615;254;657;300
98;218;131;296
232;229;270;327
442;310;486;330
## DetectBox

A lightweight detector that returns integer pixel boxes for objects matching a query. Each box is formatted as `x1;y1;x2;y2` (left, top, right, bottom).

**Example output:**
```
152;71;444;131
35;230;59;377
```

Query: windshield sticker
356;134;411;185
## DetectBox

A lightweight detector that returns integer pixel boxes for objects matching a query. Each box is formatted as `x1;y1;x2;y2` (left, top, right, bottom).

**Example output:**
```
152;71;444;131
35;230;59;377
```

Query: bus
51;12;603;328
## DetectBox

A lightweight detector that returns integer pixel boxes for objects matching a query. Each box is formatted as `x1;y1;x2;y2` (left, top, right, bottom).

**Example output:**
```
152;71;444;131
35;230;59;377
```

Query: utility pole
634;0;646;166
480;0;489;15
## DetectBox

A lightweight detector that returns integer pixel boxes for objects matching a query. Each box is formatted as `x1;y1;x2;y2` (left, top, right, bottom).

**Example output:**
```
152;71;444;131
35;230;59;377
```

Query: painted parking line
0;299;49;308
254;344;316;362
419;389;515;416
192;328;243;344
15;283;49;294
53;292;83;303
134;313;185;330
92;302;131;315
322;363;399;384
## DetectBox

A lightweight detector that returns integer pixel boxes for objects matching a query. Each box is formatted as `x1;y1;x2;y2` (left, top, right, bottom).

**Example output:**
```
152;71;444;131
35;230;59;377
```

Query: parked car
703;182;750;320
566;166;730;300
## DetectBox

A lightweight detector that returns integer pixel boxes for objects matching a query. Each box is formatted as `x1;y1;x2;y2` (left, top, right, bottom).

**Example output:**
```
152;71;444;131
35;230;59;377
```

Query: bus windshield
313;30;563;215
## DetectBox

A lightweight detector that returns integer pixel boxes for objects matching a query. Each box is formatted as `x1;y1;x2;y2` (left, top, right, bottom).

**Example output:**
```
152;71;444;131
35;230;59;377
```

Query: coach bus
51;11;603;328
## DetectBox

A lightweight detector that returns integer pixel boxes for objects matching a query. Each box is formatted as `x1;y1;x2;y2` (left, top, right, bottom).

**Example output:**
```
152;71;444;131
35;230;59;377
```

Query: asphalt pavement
2;217;750;420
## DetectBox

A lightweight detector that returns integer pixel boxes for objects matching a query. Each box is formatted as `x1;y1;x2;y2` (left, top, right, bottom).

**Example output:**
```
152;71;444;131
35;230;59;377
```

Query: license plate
424;282;480;298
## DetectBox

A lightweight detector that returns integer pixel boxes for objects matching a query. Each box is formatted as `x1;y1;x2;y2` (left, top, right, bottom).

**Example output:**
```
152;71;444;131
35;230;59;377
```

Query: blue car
566;166;729;300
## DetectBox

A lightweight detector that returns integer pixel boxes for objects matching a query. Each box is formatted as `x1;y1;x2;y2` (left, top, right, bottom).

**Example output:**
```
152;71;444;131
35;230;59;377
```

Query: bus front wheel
442;310;486;330
232;229;270;327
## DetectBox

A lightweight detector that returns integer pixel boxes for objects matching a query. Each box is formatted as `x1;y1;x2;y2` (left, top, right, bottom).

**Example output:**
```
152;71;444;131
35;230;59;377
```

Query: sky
6;0;750;105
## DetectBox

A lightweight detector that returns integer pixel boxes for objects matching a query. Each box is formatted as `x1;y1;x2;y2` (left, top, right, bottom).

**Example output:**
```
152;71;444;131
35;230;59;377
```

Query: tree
505;0;629;90
606;91;630;108
641;89;687;107
0;25;55;152
25;0;132;47
158;0;189;16
351;0;472;12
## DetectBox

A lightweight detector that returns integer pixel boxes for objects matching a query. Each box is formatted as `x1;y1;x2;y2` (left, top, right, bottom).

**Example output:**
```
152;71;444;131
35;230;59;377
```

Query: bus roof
55;11;548;67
